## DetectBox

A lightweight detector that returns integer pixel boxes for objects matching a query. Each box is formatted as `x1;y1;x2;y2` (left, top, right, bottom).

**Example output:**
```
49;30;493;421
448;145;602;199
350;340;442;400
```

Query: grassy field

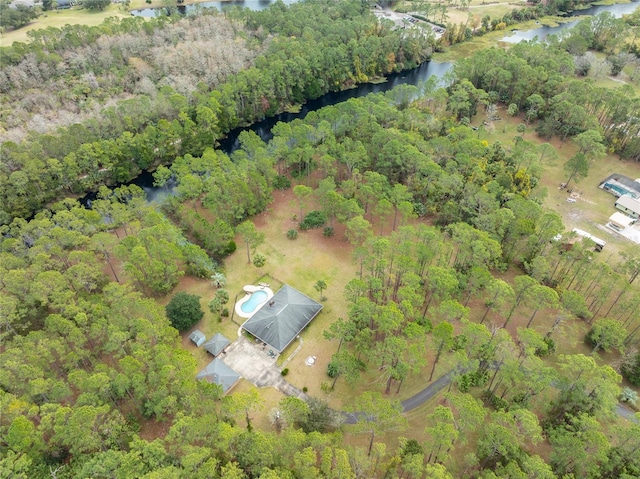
0;0;253;46
0;5;129;45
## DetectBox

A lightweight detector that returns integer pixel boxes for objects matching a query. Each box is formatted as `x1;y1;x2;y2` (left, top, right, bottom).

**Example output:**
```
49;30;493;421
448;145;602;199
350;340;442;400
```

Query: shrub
323;226;334;237
483;391;509;411
281;368;289;377
223;240;237;256
622;353;640;386
401;439;424;457
451;334;468;351
470;370;489;387
166;292;204;332
302;386;308;393
327;362;338;378
300;210;326;230
536;337;555;357
253;253;266;267
273;175;291;190
457;374;472;393
221;307;229;318
287;229;298;240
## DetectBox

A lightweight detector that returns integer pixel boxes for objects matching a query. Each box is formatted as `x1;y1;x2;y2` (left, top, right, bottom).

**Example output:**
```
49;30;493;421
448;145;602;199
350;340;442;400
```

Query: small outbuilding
608;212;635;231
188;330;206;347
203;333;231;357
615;195;640;219
196;358;240;393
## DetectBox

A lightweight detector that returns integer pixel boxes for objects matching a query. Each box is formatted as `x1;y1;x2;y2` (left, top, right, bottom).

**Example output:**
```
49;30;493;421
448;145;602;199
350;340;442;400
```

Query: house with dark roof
196;358;240;393
241;285;323;353
203;333;231;357
188;330;206;347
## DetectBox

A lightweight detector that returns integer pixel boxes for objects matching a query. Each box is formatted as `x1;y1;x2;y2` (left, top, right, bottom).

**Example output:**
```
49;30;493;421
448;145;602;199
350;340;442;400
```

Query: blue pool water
604;183;638;199
241;290;268;313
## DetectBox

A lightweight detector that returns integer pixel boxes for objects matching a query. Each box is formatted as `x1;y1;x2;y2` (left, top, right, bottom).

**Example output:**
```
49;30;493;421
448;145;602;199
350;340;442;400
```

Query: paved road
344;368;638;424
616;403;639;422
223;335;637;425
400;370;454;412
344;369;455;424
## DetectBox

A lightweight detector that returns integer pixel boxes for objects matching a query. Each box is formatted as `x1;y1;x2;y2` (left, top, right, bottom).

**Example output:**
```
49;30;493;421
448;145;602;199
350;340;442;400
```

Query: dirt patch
137;414;173;441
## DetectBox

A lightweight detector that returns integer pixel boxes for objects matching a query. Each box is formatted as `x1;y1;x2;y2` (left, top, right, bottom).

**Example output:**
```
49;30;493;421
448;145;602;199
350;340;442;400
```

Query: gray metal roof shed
189;330;206;347
203;333;231;357
241;285;323;353
196;358;240;393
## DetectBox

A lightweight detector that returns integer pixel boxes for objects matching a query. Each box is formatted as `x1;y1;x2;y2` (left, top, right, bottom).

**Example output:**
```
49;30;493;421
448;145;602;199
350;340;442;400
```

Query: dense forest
0;0;433;222
2;0;640;478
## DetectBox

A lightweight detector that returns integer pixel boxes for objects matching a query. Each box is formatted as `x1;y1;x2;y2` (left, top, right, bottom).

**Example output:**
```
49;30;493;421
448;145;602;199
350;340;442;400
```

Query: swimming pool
241;290;268;313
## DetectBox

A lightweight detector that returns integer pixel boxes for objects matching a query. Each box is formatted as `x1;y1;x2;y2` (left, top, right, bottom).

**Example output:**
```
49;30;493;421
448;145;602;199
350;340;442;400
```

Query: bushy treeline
0;14;258;140
0;0;433;223
454;29;640;160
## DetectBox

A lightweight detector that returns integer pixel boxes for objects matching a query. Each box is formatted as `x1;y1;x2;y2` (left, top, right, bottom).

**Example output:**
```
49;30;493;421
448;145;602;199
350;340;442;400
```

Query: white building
615;195;640;219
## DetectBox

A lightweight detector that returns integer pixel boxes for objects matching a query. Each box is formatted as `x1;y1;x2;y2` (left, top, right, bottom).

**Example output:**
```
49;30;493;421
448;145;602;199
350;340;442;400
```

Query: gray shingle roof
189;330;206;347
241;285;323;353
196;358;240;393
203;333;231;356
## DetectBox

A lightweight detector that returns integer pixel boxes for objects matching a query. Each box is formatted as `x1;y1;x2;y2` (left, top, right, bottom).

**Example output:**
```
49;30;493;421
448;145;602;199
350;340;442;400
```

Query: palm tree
620;387;638;407
315;280;328;301
211;272;227;288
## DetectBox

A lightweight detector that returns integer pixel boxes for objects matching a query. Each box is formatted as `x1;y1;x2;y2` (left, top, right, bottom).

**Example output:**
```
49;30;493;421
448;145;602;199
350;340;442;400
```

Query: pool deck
235;284;274;319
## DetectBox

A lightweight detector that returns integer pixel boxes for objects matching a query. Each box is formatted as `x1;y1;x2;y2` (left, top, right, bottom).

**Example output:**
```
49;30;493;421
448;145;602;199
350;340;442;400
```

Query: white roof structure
616;195;640;215
608;212;635;229
572;228;606;250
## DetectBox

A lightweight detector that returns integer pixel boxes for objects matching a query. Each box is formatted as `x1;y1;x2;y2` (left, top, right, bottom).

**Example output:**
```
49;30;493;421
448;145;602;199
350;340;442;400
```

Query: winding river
113;1;637;203
503;1;640;43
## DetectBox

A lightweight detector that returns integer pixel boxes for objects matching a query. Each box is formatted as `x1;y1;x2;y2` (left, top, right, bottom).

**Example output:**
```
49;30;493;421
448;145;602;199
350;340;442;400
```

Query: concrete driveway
221;336;307;399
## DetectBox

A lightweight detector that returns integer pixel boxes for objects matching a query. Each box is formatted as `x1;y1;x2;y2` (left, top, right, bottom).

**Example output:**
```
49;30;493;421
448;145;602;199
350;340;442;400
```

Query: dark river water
100;1;635;203
110;60;452;204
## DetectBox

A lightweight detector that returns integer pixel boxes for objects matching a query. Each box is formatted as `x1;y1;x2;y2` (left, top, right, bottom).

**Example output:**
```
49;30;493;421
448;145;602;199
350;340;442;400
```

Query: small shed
196;358;240;393
203;333;231;357
608;212;635;231
188;330;206;347
615;195;640;219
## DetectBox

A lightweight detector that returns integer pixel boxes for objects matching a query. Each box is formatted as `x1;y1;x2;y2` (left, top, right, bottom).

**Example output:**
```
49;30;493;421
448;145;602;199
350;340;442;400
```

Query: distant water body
502;1;640;43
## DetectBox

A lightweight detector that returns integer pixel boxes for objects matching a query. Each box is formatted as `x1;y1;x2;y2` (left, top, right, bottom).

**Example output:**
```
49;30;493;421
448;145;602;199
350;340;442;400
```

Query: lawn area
472;105;640;259
175;119;640;428
203;186;361;405
584;52;640;96
0;5;130;45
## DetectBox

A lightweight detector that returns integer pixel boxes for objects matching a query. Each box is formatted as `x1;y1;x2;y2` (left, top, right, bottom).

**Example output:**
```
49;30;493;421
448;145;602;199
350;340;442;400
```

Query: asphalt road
343;368;638;424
